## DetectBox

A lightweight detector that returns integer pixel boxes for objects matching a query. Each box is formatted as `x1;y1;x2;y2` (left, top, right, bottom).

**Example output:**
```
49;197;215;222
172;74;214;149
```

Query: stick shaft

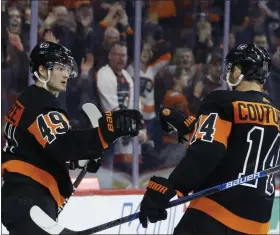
58;168;87;215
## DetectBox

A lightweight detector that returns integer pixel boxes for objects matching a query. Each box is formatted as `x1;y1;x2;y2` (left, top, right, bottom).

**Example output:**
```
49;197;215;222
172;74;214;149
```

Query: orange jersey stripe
28;118;48;147
189;197;270;234
193;115;232;148
2;160;65;207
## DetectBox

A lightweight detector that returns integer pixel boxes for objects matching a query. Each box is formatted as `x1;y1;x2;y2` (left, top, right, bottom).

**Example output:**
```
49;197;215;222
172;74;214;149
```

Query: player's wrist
97;127;109;148
98;112;118;145
160;107;196;143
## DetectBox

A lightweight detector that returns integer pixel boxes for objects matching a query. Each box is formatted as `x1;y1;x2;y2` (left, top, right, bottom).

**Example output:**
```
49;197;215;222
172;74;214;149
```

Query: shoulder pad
204;90;233;103
199;90;234;122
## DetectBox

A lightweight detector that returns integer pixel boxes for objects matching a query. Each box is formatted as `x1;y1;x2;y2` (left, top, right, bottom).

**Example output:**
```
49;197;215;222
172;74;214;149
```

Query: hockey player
139;44;279;235
1;41;143;235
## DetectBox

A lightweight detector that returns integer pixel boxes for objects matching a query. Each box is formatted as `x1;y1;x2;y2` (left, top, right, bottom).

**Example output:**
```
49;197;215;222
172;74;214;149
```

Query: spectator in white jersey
96;42;145;180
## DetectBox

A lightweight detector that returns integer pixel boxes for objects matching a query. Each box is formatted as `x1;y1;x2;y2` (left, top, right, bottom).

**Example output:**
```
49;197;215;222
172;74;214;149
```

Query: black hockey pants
173;209;249;235
2;180;57;235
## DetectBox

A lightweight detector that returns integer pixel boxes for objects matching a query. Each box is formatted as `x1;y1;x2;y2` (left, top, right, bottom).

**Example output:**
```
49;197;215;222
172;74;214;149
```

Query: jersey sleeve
27;110;106;162
168;91;233;194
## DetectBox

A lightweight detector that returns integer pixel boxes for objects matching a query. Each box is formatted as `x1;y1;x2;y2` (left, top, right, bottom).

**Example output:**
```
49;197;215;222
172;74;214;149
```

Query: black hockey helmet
29;41;78;78
223;43;271;85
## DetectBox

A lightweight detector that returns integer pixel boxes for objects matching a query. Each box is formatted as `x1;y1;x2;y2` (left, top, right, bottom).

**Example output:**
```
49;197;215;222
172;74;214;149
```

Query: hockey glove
139;176;176;228
69;157;103;173
160;107;196;143
98;109;144;146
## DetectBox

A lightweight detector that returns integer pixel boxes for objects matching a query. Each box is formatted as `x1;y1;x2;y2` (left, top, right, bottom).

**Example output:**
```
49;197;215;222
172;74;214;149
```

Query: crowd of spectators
2;0;280;188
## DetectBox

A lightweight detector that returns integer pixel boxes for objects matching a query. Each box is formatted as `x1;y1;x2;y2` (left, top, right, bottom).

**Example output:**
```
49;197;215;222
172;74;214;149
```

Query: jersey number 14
239;127;280;196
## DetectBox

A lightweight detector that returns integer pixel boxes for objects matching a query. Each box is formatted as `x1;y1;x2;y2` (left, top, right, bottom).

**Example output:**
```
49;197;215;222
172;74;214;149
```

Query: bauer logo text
226;172;261;188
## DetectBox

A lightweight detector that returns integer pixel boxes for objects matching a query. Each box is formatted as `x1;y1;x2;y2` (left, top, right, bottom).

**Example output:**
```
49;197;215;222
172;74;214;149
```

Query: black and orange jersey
169;90;280;234
2;85;106;207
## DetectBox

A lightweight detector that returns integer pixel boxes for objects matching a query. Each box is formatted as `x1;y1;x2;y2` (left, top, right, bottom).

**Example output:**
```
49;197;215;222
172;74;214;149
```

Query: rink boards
2;189;279;234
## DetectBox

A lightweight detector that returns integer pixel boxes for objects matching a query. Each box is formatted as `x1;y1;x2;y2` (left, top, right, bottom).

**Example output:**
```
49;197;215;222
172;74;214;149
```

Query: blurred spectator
253;31;270;51
198;52;226;97
2;28;29;108
147;0;178;43
127;43;155;135
39;5;77;55
193;13;214;63
72;1;94;69
38;0;50;27
97;42;133;111
231;0;259;27
127;38;171;141
235;7;269;46
7;7;21;34
157;68;191;168
7;6;29;51
2;6;29;102
11;0;29;15
93;3;133;70
212;31;236;56
259;0;280;21
197;0;224;28
65;53;97;119
163;67;191;115
96;42;141;174
154;48;197;116
147;0;176;24
51;6;77;49
94;27;120;71
183;79;204;116
267;46;280;108
228;32;237;51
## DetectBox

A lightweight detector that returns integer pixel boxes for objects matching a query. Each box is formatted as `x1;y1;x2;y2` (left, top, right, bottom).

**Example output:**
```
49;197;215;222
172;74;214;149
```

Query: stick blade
82;103;102;128
30;206;65;234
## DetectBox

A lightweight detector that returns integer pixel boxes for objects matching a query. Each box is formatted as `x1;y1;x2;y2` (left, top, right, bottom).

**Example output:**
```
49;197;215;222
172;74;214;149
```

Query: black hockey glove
160;107;196;143
98;109;144;146
139;176;176;228
69;157;103;173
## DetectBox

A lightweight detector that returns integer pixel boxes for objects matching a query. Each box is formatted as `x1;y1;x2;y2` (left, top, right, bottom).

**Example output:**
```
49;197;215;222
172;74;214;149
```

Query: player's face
48;63;71;92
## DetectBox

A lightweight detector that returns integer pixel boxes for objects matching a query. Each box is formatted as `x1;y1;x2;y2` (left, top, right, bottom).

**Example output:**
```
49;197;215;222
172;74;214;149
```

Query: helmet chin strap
226;72;244;90
34;70;58;97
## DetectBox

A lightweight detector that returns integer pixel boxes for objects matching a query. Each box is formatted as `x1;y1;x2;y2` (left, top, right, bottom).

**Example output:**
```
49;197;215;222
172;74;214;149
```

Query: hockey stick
57;168;87;215
30;164;280;235
57;103;102;216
